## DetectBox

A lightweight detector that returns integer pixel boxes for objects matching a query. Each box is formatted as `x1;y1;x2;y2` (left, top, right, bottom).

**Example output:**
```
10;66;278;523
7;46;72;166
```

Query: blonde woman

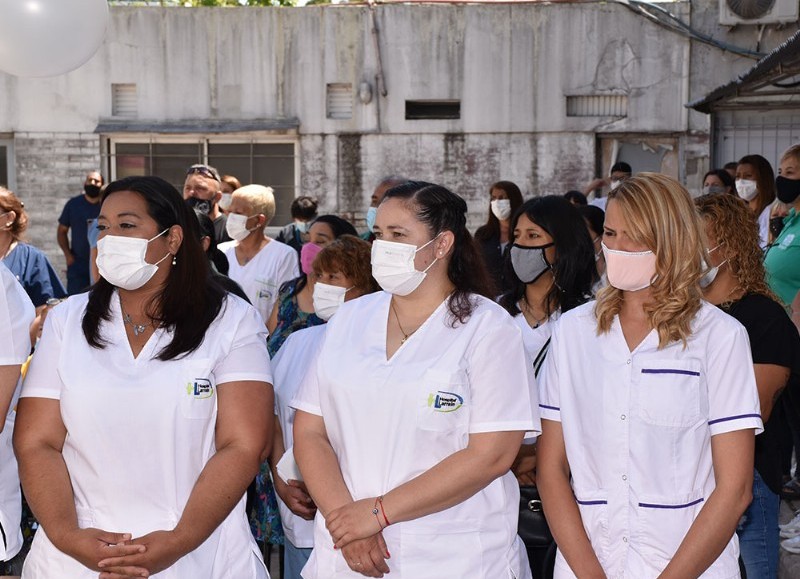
537;173;763;578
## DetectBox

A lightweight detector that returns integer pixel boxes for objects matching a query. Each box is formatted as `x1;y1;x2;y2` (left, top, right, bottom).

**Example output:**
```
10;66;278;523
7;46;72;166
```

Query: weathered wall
2;1;791;274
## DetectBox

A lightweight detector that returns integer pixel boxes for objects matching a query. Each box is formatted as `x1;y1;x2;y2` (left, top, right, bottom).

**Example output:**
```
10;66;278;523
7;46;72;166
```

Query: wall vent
327;83;353;120
405;100;461;120
566;95;628;118
112;84;138;118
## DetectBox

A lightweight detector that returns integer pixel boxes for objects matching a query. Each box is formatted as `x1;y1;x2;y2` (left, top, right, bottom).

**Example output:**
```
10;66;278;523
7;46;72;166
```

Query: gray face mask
510;243;553;284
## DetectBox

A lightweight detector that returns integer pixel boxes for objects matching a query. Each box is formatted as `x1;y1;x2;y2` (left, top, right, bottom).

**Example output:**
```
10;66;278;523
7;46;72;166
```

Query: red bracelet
377;495;391;527
372;499;385;530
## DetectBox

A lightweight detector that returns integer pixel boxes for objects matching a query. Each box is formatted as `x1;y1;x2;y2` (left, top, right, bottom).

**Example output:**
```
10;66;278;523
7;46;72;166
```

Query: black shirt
722;293;800;495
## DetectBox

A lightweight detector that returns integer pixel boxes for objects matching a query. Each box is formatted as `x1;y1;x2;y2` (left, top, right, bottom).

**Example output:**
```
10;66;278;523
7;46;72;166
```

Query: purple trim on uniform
641;368;700;377
708;413;762;426
576;499;607;506
539;404;560;411
638;498;704;509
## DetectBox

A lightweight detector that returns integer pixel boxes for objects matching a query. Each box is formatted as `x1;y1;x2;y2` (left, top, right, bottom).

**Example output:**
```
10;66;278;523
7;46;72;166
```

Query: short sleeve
537;321;562;423
87;219;100;248
20;304;64;400
707;321;763;436
289;333;327;417
58;198;72;227
465;313;540;436
214;298;273;386
0;264;34;365
277;247;301;288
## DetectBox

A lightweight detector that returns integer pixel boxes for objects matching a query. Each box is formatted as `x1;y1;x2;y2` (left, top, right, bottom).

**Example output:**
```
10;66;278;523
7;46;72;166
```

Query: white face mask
96;230;170;291
602;242;656;292
370;235;441;296
226;213;257;241
736;179;758;201
490;199;512;221
218;193;233;211
609;179;622;190
699;244;727;289
313;281;352;321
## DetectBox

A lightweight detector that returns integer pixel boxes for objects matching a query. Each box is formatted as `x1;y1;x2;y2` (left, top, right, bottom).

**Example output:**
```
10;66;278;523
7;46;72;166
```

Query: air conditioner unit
720;0;799;24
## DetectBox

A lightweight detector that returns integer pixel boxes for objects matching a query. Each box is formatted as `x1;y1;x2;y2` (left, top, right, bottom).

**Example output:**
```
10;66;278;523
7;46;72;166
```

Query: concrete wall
1;1;792;275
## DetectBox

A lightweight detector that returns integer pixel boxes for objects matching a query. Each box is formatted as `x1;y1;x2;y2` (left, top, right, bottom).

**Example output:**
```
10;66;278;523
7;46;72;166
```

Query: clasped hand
57;527;187;578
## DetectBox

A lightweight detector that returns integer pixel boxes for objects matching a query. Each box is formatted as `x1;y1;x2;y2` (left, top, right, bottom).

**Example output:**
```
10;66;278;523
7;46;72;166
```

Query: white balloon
0;0;109;77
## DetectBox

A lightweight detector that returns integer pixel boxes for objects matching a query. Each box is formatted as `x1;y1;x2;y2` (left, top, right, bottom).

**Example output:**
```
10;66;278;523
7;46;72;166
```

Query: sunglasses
186;165;220;182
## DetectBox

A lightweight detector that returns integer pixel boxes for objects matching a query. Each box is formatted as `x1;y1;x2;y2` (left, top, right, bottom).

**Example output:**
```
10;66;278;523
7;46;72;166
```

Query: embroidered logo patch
427;391;464;412
186;378;214;399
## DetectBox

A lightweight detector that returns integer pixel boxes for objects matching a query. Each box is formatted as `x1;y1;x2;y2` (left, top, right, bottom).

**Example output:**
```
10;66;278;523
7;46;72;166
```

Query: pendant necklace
121;307;152;337
521;298;548;329
390;299;416;344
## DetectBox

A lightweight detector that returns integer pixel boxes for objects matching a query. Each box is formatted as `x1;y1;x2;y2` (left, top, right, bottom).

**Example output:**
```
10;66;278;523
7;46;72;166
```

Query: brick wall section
14;132;102;282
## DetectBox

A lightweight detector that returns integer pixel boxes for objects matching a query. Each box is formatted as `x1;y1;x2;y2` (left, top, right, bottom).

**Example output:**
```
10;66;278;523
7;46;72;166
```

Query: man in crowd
183;163;231;244
56;171;103;294
584;161;632;210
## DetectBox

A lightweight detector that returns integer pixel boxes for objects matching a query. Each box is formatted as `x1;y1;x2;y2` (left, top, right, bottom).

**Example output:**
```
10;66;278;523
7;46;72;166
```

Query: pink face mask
300;242;323;275
602;242;656;291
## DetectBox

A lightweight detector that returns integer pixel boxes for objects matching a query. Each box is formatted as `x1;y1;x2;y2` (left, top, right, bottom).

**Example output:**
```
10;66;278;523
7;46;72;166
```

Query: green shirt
765;208;800;307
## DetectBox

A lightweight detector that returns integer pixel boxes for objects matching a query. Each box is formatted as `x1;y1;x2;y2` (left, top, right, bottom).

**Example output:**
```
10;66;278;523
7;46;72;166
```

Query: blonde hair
234;184;276;224
695;193;777;301
595;173;705;348
781;144;800;164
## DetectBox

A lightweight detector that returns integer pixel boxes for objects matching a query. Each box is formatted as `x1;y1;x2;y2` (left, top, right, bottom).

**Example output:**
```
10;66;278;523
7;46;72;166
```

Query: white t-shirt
590;197;608;211
513;309;560;380
758;203;772;250
20;292;272;579
271;324;327;549
292;291;539;579
539;300;762;579
219;238;300;323
0;262;34;562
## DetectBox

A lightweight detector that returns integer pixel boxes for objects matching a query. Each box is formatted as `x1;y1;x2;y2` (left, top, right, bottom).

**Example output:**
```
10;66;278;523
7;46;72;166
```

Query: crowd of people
0;145;799;579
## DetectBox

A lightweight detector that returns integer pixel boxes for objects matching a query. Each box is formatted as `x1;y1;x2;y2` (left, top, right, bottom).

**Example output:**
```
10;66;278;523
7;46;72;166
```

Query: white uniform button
622;474;628;481
621;414;626;420
623;537;628;543
626;359;631;365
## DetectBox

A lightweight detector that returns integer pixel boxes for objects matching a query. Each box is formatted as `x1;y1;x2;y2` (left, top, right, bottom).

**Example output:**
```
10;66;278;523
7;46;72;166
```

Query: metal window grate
327;83;353;120
566;95;628;117
112;84;138;118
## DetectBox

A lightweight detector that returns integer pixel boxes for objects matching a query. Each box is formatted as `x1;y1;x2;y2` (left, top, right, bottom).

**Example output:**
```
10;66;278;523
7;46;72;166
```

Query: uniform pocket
635;490;704;564
637;360;702;427
573;492;610;567
416;369;469;432
180;358;217;420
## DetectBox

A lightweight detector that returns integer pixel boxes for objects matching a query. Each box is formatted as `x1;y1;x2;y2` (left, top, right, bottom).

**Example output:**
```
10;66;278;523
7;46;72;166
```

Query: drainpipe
367;0;387;133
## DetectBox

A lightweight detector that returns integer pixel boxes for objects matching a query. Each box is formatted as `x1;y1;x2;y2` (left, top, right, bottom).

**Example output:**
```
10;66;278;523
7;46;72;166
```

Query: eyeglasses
186;164;221;182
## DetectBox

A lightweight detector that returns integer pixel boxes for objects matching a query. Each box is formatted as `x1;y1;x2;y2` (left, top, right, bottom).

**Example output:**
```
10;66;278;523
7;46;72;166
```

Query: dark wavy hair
499;195;598;317
82;176;225;361
383;181;494;324
474;181;524;242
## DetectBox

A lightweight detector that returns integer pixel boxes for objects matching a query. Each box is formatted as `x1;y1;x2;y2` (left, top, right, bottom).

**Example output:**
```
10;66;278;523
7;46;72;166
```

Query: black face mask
776;176;800;204
84;184;101;198
186;197;213;215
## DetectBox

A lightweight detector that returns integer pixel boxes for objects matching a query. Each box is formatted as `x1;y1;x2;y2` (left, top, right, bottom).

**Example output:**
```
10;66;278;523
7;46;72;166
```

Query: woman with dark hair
474;180;524;295
578;204;606;282
498;197;596;574
276;196;320;253
270;235;379;579
266;215;357;357
14;176;274;578
737;155;777;249
702;169;736;196
293;181;539;578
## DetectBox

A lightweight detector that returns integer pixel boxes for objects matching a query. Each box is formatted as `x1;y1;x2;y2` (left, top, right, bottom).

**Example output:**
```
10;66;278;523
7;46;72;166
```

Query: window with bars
109;139;297;225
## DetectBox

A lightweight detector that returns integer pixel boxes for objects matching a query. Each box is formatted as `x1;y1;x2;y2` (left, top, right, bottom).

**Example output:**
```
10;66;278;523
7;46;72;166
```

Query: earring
172;255;177;266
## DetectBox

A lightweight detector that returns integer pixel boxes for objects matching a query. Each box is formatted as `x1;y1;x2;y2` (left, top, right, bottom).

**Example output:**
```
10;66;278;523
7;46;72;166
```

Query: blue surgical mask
295;220;310;234
366;206;378;233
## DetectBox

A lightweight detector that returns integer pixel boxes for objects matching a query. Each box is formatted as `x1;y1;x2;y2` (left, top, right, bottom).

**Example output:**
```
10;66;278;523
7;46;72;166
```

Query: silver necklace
122;309;152;337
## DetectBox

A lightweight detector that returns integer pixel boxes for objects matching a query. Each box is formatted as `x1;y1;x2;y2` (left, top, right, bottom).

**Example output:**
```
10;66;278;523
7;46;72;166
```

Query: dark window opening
405;100;461;120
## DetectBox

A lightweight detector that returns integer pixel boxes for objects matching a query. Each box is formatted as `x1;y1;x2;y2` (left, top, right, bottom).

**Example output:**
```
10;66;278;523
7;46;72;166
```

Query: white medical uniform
0;263;34;562
512;310;560;380
219;238;300;322
271;324;326;549
538;300;763;579
757;203;772;250
292;292;540;579
20;292;272;579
